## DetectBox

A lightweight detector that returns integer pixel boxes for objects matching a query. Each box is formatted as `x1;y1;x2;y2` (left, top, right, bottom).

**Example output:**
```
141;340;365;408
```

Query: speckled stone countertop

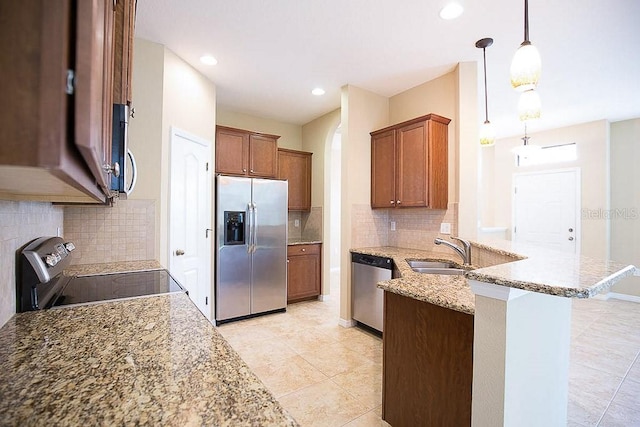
351;247;476;315
287;239;322;246
0;293;297;426
64;260;164;276
467;238;639;298
352;241;640;316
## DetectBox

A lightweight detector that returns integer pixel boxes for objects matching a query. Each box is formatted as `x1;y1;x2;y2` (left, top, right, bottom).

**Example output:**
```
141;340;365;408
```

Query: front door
169;127;212;319
513;169;580;254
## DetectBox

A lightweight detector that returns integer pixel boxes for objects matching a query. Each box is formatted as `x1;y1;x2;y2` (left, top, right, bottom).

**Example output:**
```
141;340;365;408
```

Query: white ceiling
135;0;640;138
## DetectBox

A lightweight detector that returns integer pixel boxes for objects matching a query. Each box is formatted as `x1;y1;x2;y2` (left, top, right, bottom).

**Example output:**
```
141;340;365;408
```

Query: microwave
111;104;137;198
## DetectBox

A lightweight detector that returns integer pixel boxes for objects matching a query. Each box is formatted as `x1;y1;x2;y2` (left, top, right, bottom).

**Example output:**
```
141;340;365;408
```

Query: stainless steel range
17;236;185;312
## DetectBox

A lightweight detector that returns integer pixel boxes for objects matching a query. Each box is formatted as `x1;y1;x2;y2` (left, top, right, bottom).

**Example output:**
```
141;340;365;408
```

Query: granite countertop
287;239;322;245
467;239;639;298
350;247;476;315
0;293;297;426
64;260;164;277
351;240;640;316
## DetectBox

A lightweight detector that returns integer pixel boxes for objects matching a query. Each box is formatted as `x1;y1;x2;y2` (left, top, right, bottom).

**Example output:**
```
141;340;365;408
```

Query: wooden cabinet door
287;244;321;303
216;126;249;175
396;120;428;208
371;129;397;209
278;149;312;211
427;119;449;209
249;134;278;178
113;0;136;105
74;0;114;194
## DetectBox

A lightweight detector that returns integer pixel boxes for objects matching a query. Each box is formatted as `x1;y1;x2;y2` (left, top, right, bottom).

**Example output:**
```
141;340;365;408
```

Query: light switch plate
440;222;451;234
390;221;396;231
294;219;300;228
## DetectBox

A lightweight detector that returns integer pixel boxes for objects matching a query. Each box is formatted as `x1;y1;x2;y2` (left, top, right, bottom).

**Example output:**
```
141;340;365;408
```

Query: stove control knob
45;254;58;267
64;242;76;252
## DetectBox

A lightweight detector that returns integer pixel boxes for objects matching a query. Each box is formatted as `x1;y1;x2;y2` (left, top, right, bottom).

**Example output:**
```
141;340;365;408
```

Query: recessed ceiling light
200;55;218;66
311;88;326;96
439;2;464;20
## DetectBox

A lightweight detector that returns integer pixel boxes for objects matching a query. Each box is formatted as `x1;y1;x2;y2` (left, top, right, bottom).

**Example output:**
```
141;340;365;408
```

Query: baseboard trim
318;294;330;302
339;318;356;328
600;292;640;303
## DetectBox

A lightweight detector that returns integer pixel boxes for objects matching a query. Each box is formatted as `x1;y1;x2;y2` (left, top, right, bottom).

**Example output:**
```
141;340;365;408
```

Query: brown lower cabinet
382;291;474;427
287;243;321;303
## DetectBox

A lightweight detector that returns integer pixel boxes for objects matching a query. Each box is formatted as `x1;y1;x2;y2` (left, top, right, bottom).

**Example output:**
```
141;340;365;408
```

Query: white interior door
513;169;580;254
169;127;212;319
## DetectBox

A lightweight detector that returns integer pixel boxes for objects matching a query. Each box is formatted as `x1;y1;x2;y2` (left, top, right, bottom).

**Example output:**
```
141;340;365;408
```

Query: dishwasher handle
351;253;393;270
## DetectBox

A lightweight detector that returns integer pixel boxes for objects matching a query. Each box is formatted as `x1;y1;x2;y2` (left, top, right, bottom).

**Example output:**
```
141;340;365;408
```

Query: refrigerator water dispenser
224;211;245;245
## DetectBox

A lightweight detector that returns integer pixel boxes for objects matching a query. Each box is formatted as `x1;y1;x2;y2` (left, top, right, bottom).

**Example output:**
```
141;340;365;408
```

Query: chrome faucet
434;237;472;266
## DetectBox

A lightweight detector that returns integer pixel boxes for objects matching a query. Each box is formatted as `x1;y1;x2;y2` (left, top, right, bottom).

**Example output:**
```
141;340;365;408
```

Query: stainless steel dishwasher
351;253;393;333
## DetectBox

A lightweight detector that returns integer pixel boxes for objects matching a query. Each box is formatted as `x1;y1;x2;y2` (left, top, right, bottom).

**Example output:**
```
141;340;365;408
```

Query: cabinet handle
250;169;254;173
390;201;395;204
397;200;401;204
568;237;574;241
243;168;247;172
301;248;306;252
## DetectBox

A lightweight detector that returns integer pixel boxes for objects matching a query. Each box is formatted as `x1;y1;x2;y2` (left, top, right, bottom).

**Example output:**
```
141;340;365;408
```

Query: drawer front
287;243;320;256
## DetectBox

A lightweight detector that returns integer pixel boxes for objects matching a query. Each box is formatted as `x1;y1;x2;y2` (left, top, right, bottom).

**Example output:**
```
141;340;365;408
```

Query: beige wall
610;118;640;297
217;109;302;150
0;201;64;328
159;48;217;267
129;38;164;202
340;85;389;323
301;109;341;295
486;120;610;260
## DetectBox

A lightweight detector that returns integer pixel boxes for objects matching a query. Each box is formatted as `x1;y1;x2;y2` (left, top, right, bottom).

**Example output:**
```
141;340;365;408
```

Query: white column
470;280;572;427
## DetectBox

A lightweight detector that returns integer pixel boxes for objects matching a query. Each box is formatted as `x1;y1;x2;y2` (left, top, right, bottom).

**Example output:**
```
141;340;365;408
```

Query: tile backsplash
351;203;458;251
64;199;156;265
288;206;323;241
0;201;64;328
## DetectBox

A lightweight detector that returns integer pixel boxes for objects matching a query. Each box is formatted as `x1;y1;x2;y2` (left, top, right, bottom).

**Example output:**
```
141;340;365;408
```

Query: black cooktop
52;269;185;307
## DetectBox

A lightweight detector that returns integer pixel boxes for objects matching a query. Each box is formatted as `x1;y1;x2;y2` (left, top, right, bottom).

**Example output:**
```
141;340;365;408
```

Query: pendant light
476;38;495;147
511;122;540;158
517;88;541;121
510;0;541;91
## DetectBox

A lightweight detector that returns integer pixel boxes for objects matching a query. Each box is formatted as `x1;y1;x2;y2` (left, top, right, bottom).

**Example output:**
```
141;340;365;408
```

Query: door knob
175;249;185;256
568;237;574;241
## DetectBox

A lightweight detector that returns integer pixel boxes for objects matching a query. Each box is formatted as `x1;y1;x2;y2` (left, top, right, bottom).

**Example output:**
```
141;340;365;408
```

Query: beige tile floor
217;288;640;427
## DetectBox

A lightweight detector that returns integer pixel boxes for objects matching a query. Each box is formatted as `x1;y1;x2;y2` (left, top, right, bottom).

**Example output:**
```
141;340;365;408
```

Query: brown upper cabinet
113;0;137;106
371;114;451;209
278;148;312;211
0;0;133;203
215;126;279;178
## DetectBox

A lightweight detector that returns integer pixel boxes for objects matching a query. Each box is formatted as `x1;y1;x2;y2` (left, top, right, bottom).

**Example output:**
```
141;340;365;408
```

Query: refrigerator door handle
247;203;253;254
253;202;258;252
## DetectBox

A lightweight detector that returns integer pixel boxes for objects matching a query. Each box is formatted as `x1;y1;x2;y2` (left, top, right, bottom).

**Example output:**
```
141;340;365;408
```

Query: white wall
610;118;640;297
485;120;610;260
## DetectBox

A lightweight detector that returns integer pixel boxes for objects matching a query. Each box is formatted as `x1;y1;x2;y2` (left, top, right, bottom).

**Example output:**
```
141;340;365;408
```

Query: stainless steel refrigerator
215;175;288;324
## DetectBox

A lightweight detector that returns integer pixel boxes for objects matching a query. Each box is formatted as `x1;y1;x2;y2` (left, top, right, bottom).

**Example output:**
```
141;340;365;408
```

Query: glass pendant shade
518;89;541;121
479;121;495;147
510;43;541;91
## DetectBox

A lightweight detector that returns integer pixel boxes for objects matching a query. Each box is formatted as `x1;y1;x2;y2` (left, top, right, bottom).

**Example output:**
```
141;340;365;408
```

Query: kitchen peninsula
352;239;639;427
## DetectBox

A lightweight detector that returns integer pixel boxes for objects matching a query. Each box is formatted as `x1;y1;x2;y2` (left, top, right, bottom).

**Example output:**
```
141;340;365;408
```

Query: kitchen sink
407;260;466;275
